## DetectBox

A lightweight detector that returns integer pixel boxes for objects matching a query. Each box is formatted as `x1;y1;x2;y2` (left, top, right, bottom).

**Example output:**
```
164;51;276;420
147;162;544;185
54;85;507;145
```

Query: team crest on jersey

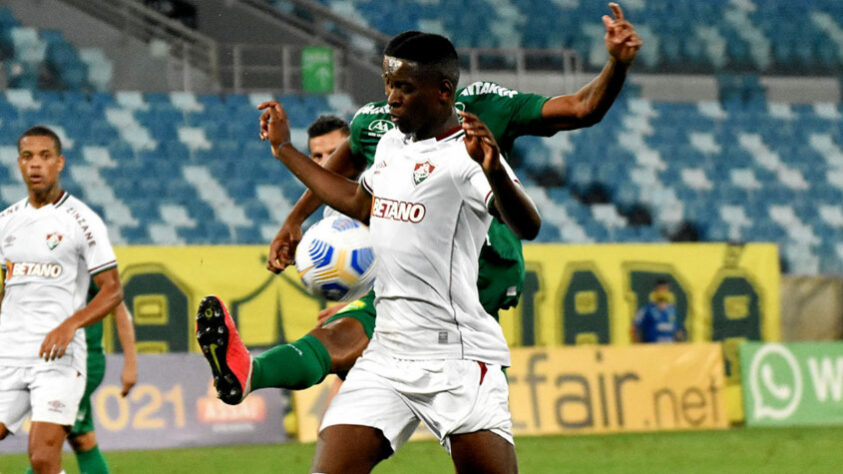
368;119;395;137
413;161;435;186
46;232;63;251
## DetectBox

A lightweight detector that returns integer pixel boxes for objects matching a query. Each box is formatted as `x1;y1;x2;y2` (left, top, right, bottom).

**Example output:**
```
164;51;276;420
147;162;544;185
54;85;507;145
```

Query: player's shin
251;334;331;390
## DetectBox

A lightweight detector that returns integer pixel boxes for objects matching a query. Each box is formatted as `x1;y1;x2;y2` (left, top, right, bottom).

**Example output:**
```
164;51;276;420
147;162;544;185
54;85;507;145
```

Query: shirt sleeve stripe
361;175;373;195
485;190;495;210
89;260;117;276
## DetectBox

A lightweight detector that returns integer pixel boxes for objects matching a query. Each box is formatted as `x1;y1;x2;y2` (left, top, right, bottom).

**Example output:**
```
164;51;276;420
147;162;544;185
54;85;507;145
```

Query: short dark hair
18;125;62;155
307;115;350;139
383;31;460;87
654;278;669;287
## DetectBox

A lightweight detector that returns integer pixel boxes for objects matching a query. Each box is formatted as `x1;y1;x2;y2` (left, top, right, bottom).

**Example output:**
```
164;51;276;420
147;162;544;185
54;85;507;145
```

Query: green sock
76;445;109;474
251;334;332;391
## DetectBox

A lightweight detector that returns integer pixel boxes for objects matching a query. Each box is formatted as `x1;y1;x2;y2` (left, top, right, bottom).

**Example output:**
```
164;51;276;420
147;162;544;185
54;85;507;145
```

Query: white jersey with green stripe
0;191;117;372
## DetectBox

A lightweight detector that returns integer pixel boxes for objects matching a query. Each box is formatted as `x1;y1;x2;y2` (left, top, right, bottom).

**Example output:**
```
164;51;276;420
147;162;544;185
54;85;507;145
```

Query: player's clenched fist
603;2;642;66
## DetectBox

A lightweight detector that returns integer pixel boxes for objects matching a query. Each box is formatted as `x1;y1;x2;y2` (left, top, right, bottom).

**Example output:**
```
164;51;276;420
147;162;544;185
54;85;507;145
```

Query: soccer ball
294;215;377;302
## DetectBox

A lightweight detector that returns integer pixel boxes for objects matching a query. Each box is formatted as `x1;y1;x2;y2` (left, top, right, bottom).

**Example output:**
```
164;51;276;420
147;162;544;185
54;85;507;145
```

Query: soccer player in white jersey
260;33;539;473
0;126;123;474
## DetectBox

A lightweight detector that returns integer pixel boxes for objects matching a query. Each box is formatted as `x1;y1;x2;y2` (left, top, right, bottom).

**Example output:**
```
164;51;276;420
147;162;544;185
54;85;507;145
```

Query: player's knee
29;446;60;472
68;431;97;452
0;423;8;440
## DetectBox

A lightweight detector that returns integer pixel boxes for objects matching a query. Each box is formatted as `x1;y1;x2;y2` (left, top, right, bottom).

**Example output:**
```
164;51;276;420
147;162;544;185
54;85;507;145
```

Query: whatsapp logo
748;344;802;420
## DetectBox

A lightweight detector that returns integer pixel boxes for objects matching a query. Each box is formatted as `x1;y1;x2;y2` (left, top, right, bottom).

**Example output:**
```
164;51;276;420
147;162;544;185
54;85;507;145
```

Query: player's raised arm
40;268;123;361
462;111;541;240
266;140;360;273
533;2;642;133
258;102;372;223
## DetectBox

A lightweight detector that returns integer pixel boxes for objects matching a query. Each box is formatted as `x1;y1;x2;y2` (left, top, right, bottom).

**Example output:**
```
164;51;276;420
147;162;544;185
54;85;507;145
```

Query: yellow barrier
292;343;727;441
499;243;780;346
108;243;779;425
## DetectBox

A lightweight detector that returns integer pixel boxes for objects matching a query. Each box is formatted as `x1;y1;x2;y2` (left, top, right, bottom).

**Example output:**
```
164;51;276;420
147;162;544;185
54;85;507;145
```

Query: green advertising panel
741;342;843;426
301;46;334;93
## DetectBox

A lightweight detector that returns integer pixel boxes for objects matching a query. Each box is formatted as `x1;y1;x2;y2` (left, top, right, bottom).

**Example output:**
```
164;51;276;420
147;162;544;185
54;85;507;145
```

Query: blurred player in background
261;31;540;472
0;126;123;474
57;299;136;474
194;2;640;411
632;279;686;343
306;115;350;167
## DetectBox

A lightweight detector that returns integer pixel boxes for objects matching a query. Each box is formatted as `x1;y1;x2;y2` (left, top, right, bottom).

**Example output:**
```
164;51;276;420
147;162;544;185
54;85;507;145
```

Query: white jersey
0;191;117;372
360;127;518;366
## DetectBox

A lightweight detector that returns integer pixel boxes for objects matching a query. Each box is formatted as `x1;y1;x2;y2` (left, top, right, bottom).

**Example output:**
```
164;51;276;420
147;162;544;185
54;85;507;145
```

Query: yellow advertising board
292;343;727;441
498;243;780;347
109;242;778;424
107;245;327;354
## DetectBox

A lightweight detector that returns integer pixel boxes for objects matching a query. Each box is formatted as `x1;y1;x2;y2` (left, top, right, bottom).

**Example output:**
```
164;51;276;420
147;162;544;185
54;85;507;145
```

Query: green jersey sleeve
457;81;549;156
349;101;395;168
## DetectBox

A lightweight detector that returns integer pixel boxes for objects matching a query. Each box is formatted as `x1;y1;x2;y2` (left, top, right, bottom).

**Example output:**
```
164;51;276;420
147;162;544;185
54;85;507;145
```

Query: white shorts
0;364;85;434
320;348;513;454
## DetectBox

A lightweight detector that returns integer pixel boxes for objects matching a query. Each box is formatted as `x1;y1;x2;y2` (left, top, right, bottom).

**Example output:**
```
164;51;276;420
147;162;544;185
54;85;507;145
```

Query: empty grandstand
0;0;841;275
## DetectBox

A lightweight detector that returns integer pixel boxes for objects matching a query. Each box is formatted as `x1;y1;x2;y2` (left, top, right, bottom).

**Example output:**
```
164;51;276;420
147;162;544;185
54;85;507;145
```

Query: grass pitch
1;426;840;473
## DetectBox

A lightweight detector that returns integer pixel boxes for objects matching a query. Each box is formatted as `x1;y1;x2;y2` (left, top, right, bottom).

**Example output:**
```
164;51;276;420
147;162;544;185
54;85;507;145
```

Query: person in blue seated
632;279;686;343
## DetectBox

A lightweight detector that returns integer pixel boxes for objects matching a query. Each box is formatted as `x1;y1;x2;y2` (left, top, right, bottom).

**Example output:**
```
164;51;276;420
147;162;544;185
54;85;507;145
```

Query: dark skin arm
461;110;541;240
261;134;363;273
264;2;639;269
259;102;372;223
533;3;642;133
40;268;123;361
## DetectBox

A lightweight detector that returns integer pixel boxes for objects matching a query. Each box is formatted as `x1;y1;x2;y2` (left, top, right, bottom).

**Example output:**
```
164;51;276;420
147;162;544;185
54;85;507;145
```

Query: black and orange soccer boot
196;295;252;405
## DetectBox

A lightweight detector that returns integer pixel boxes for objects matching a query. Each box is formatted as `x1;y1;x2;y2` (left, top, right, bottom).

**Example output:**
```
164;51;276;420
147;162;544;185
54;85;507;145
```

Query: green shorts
322;290;376;339
70;351;106;436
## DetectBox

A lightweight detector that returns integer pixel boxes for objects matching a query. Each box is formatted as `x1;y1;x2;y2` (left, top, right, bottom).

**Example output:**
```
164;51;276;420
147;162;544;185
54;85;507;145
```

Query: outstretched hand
602;2;642;66
460;111;501;174
258;101;292;151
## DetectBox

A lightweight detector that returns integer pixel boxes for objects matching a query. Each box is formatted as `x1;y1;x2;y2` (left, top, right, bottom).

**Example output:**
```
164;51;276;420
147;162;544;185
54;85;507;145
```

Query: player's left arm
40;268;123;361
462;111;540;240
114;302;138;396
259;102;372;222
532;2;642;133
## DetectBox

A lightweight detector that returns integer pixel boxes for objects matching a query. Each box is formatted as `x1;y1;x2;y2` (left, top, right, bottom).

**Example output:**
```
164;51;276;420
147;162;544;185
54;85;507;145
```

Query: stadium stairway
0;6;113;91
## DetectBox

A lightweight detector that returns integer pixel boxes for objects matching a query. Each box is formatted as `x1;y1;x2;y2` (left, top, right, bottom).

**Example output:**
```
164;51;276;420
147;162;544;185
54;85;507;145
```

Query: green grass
2;426;841;473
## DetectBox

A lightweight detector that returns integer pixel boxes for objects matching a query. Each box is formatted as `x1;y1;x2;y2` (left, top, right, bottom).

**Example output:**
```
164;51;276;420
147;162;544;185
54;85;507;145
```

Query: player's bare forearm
71;268;123;329
488;167;541;240
274;144;372;222
539;57;628;132
287;141;362;226
536;2;640;132
40;268;123;360
461;110;541;239
114;302;138;396
260;102;371;222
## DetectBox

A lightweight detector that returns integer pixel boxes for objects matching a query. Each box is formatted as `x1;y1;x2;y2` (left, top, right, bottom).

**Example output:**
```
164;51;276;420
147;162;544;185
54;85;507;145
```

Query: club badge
413;161;435;186
46;232;63;251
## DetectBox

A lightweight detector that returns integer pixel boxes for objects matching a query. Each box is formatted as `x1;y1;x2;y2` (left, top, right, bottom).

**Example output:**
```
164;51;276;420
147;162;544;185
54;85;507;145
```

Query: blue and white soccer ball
295;215;377;302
